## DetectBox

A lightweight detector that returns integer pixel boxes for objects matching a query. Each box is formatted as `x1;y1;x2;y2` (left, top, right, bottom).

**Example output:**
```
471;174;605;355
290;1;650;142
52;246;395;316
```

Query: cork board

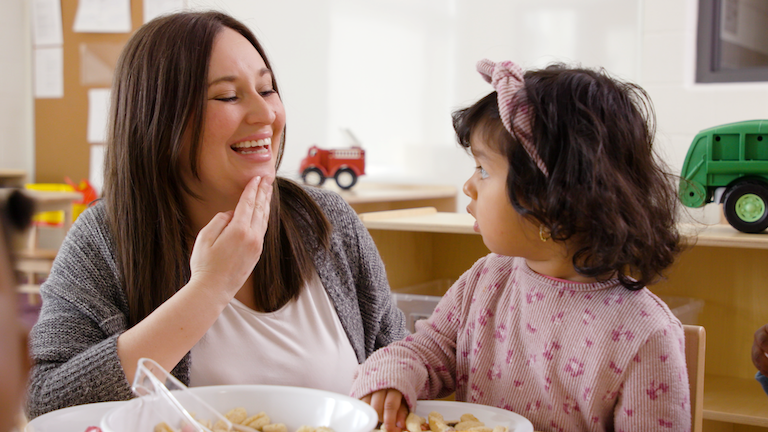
34;0;143;183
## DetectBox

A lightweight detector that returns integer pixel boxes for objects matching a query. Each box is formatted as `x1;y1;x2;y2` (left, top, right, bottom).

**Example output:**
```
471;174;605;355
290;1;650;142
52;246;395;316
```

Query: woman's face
181;27;286;206
0;236;29;431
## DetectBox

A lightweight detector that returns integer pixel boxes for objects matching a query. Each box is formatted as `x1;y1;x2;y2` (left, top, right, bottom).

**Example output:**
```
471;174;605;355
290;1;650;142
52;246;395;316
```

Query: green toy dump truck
679;120;768;233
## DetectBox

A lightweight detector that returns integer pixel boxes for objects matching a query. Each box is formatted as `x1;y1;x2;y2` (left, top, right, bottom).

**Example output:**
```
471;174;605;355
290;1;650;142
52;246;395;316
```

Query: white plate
414;401;533;432
25;401;127;432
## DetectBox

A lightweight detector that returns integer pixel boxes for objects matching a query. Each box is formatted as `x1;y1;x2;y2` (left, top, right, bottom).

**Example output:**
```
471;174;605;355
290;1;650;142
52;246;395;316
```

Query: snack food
383;411;508;432
156;407;337;432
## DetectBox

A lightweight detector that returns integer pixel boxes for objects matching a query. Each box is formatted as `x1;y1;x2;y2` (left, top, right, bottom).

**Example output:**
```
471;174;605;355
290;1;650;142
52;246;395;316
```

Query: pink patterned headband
476;59;549;177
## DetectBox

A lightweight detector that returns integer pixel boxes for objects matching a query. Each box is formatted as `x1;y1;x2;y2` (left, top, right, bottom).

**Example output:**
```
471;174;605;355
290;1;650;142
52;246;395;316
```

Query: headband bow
476;59;549;177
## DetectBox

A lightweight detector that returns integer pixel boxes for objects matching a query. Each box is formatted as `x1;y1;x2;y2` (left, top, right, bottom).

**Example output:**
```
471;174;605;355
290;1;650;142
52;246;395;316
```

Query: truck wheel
334;168;357;190
302;167;325;186
723;181;768;233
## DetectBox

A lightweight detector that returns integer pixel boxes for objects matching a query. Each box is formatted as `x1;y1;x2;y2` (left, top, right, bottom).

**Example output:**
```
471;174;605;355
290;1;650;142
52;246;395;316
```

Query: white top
189;272;359;394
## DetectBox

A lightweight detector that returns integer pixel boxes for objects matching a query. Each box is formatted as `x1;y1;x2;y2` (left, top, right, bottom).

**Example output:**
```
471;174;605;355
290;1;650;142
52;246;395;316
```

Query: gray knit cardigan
26;186;408;418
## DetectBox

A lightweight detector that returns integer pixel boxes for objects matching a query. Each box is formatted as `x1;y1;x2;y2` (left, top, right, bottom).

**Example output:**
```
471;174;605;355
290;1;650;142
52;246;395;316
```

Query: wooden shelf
325;182;458;213
361;209;476;234
679;223;768;250
704;375;768;427
0;168;27;187
362;212;768;248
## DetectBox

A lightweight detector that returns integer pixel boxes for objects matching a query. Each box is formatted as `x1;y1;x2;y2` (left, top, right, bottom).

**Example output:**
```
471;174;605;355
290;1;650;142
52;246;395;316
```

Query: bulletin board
33;0;144;184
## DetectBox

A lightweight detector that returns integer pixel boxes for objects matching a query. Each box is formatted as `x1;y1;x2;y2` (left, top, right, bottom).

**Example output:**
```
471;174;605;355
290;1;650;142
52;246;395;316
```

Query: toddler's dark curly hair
453;63;682;290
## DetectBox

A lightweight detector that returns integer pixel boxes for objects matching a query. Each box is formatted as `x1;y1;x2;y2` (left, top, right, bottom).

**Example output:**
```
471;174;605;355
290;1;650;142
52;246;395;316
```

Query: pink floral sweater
350;254;691;432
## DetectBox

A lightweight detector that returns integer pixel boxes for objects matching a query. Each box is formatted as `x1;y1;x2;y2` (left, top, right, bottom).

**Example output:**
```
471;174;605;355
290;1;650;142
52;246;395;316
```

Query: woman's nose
245;94;276;125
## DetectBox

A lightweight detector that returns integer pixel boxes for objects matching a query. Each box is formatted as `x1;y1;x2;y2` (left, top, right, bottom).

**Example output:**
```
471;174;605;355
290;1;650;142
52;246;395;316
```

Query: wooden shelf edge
359;207;437;222
362;212;478;235
362;217;768;249
679;223;768;250
703;375;768;427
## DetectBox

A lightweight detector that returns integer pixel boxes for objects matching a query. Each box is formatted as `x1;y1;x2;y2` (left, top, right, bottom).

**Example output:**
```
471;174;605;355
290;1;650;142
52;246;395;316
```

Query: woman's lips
231;137;271;154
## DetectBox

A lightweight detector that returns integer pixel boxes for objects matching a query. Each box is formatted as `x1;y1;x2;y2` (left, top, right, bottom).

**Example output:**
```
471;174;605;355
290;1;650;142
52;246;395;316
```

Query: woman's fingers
251;176;273;228
195;211;233;247
231;176;263;227
230;175;273;232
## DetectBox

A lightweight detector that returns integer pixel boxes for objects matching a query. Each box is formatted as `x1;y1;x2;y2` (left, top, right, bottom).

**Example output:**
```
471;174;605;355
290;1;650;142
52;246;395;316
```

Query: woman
26;11;407;418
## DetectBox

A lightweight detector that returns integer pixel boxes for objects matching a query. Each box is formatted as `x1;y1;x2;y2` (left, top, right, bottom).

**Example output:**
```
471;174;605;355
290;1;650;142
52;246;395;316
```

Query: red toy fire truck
299;145;366;190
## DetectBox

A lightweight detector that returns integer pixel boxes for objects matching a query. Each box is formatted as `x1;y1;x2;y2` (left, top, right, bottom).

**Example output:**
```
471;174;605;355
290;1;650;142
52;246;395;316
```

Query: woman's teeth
232;138;271;154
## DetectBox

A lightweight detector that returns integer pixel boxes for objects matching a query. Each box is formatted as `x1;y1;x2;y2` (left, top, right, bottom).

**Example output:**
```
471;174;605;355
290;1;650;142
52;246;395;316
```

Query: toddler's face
462;132;547;259
0;237;29;431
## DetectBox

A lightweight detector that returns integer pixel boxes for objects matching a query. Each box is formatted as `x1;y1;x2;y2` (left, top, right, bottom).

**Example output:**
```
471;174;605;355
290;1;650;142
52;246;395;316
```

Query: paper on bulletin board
87;89;111;143
144;0;186;23
31;0;63;46
90;144;105;195
73;0;132;33
34;47;64;99
80;42;123;86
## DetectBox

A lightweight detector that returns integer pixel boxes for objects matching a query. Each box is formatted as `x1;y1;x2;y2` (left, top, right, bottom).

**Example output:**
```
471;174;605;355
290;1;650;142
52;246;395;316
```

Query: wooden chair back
684;324;706;432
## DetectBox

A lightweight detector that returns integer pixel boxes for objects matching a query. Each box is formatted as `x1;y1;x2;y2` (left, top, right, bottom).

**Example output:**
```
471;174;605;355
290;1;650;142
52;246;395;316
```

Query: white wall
0;0;34;175
6;0;768;223
189;0;643;214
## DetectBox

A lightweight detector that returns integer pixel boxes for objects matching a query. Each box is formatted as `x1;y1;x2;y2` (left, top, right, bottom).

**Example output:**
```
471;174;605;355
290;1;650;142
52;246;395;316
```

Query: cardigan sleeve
25;204;134;418
345;199;409;352
614;323;692;431
304;186;408;362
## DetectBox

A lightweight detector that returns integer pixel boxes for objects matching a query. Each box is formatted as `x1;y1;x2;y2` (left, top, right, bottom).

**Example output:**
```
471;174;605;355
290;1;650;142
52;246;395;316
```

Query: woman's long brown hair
103;11;330;327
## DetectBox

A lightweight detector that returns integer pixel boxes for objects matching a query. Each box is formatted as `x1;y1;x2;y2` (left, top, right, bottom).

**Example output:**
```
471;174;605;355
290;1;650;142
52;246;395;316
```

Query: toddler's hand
362;389;408;432
752;323;768;375
188;176;272;300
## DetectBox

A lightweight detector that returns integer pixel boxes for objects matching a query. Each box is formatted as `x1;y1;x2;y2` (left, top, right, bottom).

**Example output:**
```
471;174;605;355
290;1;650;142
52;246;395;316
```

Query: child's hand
362;389;409;432
752;323;768;375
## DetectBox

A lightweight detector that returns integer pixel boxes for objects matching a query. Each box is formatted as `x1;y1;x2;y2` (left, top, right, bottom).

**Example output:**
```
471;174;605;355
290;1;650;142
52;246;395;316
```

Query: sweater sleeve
350;269;474;410
25;205;134;418
614;323;691;431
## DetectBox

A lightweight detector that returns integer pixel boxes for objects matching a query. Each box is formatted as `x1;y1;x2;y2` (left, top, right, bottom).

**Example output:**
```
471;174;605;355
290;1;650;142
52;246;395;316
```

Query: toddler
350;60;690;432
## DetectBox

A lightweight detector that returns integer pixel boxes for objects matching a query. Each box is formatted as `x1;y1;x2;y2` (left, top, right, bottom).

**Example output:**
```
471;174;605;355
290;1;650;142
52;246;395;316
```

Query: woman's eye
215;95;238;102
259;89;277;97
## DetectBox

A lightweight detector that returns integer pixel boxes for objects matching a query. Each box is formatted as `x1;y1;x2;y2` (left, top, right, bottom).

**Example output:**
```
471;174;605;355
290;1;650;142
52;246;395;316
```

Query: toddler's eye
476;166;489;179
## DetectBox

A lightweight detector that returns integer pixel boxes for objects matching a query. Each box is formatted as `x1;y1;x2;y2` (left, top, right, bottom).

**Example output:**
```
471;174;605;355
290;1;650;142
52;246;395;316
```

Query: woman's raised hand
188;175;273;299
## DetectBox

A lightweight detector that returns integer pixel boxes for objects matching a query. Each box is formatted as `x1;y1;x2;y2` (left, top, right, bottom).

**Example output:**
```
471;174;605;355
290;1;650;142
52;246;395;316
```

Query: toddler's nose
463;177;476;199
